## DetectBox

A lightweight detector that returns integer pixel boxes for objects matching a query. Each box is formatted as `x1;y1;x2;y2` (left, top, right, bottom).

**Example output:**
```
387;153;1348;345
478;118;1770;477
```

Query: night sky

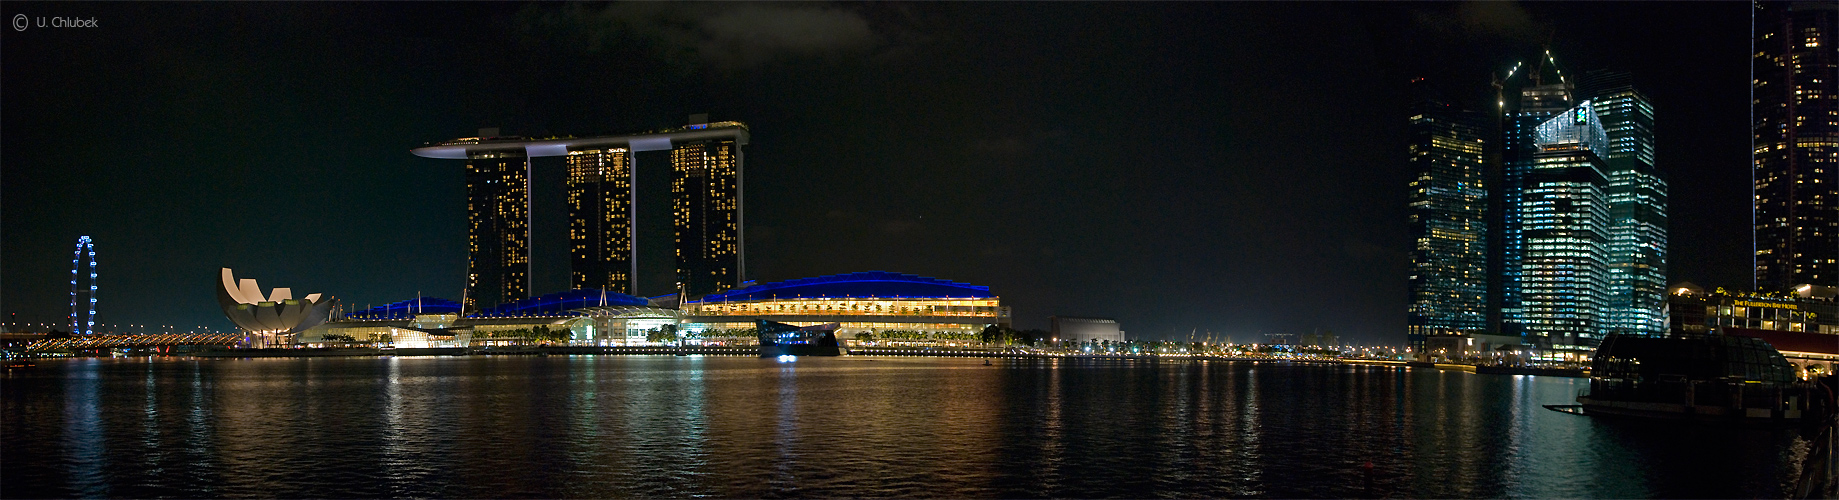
1;2;1753;343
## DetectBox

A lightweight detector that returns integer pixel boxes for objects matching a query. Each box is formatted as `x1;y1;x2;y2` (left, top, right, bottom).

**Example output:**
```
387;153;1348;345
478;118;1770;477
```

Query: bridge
20;333;246;352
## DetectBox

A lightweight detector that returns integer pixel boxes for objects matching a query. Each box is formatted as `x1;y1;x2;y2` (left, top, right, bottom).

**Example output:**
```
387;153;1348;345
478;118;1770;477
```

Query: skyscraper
413;119;750;309
1406;81;1490;343
1521;101;1613;353
464;148;530;312
566;147;633;293
1754;2;1838;291
1497;67;1574;338
1577;70;1668;336
671;136;743;297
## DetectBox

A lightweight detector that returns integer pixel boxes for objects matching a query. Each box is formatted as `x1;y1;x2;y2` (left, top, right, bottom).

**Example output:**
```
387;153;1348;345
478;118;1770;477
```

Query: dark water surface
1;356;1807;498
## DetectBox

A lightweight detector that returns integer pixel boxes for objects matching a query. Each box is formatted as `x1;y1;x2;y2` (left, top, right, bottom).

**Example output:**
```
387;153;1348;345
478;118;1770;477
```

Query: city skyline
2;3;1759;343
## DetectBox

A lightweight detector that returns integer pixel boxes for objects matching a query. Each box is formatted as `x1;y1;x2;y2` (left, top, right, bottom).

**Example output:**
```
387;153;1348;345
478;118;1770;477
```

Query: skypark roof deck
410;121;749;159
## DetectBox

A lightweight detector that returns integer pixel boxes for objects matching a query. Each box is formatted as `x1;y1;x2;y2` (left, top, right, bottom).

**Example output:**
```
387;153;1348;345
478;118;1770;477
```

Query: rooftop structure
409;122;750;160
690;271;994;302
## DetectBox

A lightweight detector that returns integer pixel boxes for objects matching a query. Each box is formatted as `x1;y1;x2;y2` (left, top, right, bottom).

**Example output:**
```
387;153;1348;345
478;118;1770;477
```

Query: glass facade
464;149;529;312
1520;150;1610;352
1603;164;1668;336
566;147;634;293
1754;2;1838;291
1499;82;1575;337
1406;95;1490;339
1517;100;1614;353
1577;71;1669;337
672;137;743;296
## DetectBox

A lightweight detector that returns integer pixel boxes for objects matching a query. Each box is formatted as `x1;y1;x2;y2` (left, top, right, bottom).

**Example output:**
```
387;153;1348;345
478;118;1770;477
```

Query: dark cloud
524;3;882;70
1412;1;1548;44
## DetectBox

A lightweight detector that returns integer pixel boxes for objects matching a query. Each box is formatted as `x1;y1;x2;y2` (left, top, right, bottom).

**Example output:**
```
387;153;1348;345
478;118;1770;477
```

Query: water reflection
1;357;1806;498
63;359;105;497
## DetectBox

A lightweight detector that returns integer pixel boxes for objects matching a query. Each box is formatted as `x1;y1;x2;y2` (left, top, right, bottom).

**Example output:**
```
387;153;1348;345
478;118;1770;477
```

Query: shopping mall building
295;271;1009;348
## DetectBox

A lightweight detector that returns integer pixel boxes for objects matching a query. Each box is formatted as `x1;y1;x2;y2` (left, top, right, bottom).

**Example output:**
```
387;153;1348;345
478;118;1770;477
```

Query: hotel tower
413;119;749;311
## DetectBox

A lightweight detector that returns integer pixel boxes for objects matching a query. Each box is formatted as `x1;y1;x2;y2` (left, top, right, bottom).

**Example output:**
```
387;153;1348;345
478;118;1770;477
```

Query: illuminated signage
1733;300;1797;310
1574;101;1590;125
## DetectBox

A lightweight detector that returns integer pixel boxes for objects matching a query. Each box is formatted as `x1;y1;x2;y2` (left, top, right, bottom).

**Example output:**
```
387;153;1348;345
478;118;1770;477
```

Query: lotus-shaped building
217;268;338;345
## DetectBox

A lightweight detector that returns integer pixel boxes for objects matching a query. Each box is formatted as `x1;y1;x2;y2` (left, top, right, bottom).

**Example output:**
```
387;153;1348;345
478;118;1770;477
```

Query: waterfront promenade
13;342;1380;365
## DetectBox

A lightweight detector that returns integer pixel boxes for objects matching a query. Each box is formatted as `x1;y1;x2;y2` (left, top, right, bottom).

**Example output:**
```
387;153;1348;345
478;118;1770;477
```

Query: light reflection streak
143;361;163;475
773;359;799;489
185;361;210;485
681;357;710;492
382;356;408;483
64;359;106;497
1238;364;1262;493
1041;359;1064;491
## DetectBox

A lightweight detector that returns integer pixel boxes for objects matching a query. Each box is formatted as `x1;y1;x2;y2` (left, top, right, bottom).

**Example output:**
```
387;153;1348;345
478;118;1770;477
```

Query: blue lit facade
1406;92;1490;343
1497;81;1575;338
1519;101;1613;354
1578;70;1668;336
343;296;464;321
471;288;649;318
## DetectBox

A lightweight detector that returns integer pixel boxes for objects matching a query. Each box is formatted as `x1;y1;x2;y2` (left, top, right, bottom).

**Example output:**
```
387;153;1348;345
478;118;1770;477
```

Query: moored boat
757;320;843;357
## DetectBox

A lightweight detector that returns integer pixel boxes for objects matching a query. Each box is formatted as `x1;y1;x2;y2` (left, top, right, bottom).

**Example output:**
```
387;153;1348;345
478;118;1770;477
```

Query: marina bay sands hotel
411;118;747;311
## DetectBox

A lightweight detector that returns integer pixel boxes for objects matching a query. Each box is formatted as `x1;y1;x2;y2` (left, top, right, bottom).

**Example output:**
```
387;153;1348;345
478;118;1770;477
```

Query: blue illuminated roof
345;296;463;321
471;289;649;318
689;271;992;303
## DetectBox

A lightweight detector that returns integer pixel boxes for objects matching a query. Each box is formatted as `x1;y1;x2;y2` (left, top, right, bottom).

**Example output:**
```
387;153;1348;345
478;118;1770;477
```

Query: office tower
671;135;743;296
566;147;634;293
1578;70;1668;336
1497;68;1574;338
1406;81;1490;342
465;148;530;312
1755;2;1838;291
1521;101;1613;353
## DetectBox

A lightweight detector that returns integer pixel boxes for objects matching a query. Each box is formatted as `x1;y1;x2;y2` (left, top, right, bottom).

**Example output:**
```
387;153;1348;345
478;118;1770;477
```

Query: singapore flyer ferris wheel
71;236;97;335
